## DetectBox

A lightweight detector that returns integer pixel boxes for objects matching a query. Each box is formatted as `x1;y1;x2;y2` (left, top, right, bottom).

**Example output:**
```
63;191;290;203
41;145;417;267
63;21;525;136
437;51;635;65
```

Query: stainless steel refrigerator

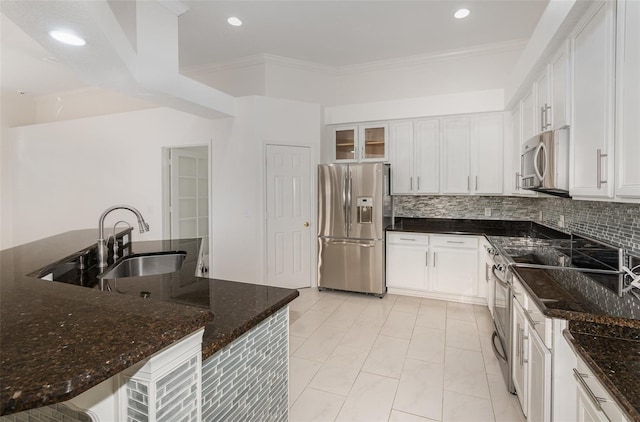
317;163;391;296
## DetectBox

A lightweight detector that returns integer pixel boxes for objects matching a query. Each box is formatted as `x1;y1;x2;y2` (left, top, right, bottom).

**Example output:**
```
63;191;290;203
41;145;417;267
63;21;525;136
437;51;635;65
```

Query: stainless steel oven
489;252;516;394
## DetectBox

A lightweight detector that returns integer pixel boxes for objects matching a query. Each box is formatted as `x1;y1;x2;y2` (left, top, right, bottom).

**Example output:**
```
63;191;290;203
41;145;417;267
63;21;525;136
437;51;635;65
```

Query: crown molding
182;39;527;77
337;39;528;74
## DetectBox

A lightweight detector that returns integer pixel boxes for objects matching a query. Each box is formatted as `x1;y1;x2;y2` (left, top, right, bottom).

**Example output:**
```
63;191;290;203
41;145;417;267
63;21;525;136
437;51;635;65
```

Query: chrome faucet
97;205;149;270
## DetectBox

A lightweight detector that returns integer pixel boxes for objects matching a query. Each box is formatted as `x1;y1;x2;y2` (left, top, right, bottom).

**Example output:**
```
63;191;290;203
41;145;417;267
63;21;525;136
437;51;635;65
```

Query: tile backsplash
394;195;640;253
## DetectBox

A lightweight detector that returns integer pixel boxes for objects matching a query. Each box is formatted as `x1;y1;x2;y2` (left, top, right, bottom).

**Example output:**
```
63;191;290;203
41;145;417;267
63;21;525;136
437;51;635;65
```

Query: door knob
304;222;309;227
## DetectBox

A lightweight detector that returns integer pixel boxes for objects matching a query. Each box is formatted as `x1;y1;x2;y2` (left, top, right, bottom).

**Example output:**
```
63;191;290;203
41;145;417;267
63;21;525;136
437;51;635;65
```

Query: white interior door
170;147;209;256
266;145;312;289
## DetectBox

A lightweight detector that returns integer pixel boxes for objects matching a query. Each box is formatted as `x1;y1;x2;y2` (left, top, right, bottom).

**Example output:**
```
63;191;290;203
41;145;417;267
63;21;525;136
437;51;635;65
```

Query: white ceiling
1;14;88;96
1;0;549;98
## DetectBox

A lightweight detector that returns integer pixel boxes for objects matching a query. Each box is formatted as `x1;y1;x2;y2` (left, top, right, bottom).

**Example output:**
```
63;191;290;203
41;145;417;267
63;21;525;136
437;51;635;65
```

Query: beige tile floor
288;288;526;422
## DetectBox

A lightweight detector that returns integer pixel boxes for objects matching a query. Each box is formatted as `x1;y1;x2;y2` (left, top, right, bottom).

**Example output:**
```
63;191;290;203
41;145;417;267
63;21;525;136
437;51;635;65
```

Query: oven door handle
491;331;508;363
492;265;509;288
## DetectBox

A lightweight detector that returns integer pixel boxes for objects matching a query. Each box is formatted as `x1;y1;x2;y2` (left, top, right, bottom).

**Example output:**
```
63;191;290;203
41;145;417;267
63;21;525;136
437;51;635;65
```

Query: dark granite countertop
0;230;298;415
389;217;569;238
564;324;640;421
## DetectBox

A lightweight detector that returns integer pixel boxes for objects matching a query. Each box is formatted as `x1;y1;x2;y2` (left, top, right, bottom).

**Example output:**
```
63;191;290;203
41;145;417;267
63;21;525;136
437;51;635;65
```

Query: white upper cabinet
535;67;551;133
333;125;358;162
511;107;538;196
615;0;640;199
441;117;471;194
332;123;388;163
415;119;441;194
389;119;439;195
521;88;536;142
570;1;616;199
360;123;389;162
551;42;571;130
441;114;504;195
390;121;414;194
343;113;504;196
471;113;504;194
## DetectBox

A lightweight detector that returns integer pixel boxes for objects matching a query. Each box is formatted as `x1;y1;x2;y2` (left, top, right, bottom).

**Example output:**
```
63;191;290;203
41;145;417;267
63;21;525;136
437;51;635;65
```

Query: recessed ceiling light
454;8;470;19
49;30;86;46
227;17;242;27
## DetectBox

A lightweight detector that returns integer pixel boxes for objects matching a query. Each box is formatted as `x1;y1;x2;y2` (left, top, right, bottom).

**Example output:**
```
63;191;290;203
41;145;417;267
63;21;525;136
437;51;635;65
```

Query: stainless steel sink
98;252;186;279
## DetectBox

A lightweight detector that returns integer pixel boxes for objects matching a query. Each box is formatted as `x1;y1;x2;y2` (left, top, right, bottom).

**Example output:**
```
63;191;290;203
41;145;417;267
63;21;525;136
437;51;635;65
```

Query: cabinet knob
304;222;309;227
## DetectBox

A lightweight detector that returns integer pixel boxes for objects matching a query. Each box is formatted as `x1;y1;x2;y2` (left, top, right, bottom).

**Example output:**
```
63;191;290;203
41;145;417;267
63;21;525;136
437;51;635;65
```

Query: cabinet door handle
485;263;490;282
446;240;465;244
541;106;546;132
516;323;521;358
475;176;478;191
467;176;470;191
410;176;413;191
417;176;420;191
433;253;436;267
545;104;552;129
573;369;608;411
425;251;429;267
597;149;608;189
399;238;416;241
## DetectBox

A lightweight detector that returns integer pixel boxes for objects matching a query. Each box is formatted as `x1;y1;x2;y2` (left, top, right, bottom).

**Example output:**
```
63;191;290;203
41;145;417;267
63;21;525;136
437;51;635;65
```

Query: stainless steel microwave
520;129;570;198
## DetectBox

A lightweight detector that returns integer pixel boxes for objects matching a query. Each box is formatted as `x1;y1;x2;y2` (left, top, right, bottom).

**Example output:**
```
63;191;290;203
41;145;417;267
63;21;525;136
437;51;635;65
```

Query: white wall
6;107;216;247
324;89;505;125
334;45;523;105
209;96;321;284
34;87;155;123
184;42;524;109
185;62;267;98
0;91;37;250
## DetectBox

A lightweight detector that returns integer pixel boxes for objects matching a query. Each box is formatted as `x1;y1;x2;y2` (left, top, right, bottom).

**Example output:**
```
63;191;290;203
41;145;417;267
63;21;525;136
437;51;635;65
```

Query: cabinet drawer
512;274;528;308
430;235;478;249
575;357;629;421
387;232;429;246
524;299;552;348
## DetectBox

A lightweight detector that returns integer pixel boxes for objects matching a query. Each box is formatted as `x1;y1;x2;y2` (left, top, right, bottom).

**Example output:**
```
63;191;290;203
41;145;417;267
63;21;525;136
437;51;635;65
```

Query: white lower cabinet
431;243;478;297
386;232;429;290
576;383;609;422
512;299;529;417
386;232;482;303
512;275;552;421
528;328;552;422
572;352;630;422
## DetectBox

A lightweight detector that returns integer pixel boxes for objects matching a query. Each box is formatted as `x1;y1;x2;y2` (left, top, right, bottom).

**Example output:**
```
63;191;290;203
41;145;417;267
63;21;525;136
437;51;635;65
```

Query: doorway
163;146;210;269
265;144;312;289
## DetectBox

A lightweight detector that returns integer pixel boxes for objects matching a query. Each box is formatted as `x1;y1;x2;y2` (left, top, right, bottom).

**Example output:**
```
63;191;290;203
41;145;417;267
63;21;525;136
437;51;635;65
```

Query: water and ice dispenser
356;197;373;224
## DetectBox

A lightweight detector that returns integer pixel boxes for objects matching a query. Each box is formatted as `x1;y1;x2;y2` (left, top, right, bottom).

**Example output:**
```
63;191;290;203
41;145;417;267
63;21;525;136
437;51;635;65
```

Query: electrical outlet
559;215;565;228
484;208;492;217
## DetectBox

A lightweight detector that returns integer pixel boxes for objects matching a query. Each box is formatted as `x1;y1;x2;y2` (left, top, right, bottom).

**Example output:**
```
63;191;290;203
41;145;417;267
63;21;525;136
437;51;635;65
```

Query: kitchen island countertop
0;230;298;415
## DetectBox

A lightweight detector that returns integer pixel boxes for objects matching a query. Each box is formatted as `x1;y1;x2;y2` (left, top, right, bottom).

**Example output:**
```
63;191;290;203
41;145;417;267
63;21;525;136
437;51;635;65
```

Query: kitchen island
0;230;298;419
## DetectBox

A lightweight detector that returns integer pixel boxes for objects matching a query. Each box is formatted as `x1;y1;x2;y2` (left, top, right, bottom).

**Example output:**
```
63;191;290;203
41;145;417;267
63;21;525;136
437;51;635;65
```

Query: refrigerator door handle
325;239;375;247
343;171;349;235
347;171;353;233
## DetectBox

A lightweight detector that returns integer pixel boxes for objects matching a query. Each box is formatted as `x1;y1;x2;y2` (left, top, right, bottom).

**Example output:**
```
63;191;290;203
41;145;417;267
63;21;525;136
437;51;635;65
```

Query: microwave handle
533;142;547;181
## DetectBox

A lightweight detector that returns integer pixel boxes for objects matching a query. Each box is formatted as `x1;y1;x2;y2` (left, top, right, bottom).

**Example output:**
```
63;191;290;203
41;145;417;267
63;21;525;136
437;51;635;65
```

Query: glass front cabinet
332;123;388;163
